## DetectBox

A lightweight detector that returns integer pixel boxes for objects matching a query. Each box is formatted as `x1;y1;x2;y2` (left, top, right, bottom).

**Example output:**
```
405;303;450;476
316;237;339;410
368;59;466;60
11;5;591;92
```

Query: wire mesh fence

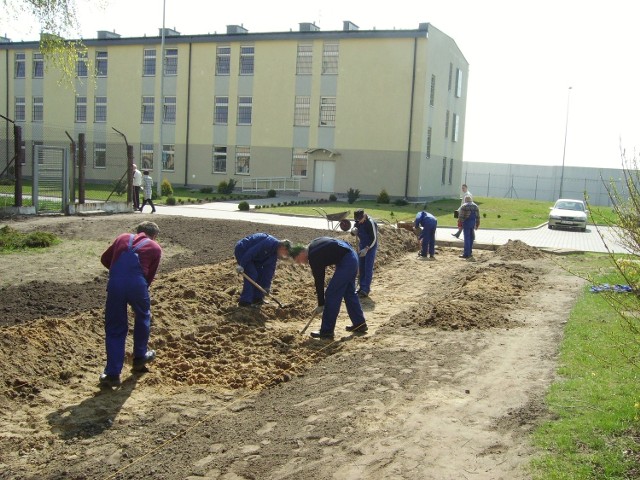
0;118;132;208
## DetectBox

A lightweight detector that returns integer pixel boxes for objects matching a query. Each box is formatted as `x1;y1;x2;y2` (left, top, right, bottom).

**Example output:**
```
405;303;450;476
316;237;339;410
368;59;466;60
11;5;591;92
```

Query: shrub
329;194;337;202
377;189;390;204
394;198;408;206
165;196;177;205
200;187;213;194
267;189;277;198
238;201;250;211
112;179;126;196
347;188;360;204
161;178;173;197
217;178;237;195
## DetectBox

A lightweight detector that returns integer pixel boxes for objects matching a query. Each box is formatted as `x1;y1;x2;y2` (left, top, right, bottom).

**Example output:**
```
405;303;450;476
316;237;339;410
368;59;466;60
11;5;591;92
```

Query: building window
235;146;250;174
240;45;254;75
296;43;312;75
426;127;432;159
94;96;107;122
448;157;454;185
141;96;155;123
33;53;44;78
456;68;463;98
162;144;175;171
75;96;87;122
445;110;450;138
94;143;107;168
143;49;156;76
76;52;88;77
319;97;336;126
214;96;228;124
429;74;436;107
32;96;43;122
294;96;311;126
164;48;178;75
216;46;230;75
163;96;176;123
212;145;227;173
453;114;460;142
237;96;252;125
322;42;339;74
441;158;447;185
448;62;453;91
95;51;108;76
15;97;26;122
140;143;154;170
292;149;308;177
15;52;25;78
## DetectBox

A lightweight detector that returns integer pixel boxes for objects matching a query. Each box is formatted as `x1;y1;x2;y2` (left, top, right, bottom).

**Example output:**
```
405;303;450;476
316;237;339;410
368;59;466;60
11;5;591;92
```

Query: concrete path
151;198;627;254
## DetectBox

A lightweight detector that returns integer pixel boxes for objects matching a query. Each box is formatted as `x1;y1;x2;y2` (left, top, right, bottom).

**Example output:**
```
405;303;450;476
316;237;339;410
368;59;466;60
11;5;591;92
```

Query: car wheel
581;227;586;232
548;225;553;229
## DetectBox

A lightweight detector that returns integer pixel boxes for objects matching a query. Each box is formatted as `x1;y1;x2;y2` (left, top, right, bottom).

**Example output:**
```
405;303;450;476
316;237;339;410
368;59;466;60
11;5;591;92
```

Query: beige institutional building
0;21;468;201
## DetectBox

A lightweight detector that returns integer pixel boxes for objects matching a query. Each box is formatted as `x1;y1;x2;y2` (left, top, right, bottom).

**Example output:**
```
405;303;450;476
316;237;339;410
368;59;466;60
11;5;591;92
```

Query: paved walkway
152;198;627;254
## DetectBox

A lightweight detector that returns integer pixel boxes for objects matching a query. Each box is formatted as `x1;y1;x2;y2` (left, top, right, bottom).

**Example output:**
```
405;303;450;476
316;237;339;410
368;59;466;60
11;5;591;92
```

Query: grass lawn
530;253;640;479
257;197;617;229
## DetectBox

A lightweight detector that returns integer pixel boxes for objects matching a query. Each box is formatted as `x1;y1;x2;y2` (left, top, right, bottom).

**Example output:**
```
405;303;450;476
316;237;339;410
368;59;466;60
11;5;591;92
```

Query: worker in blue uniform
291;237;367;339
414;210;438;259
352;209;378;298
99;221;162;388
234;233;291;307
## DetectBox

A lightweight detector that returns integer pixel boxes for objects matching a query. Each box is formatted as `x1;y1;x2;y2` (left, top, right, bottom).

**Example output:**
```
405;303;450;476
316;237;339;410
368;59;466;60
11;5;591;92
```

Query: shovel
240;272;288;308
299;309;320;335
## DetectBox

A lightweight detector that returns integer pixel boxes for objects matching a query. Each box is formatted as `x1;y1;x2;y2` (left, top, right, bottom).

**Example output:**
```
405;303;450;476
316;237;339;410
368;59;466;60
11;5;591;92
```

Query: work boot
357;290;368;298
99;373;122;388
345;323;368;333
310;331;334;340
132;350;156;372
238;301;252;307
252;298;270;305
451;233;460;239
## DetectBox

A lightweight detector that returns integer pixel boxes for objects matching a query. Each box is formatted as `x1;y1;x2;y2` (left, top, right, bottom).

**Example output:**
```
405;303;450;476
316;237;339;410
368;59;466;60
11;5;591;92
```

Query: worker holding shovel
234;233;291;307
290;237;368;339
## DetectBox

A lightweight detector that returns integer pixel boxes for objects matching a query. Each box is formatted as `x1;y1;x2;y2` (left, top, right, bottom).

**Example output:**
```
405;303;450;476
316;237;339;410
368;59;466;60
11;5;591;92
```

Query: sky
3;0;640;170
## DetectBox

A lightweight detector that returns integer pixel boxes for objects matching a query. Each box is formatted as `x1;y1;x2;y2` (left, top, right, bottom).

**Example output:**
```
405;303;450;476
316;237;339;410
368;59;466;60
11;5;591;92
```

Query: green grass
0;225;60;252
530;254;640;479
258;197;617;229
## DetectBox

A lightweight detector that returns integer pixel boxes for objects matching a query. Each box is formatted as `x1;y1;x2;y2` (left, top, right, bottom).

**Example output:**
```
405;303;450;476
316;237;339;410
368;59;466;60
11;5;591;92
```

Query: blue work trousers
320;250;366;334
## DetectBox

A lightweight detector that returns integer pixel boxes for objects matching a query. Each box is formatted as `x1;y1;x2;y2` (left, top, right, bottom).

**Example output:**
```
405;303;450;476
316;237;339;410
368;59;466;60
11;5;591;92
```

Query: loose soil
0;213;584;479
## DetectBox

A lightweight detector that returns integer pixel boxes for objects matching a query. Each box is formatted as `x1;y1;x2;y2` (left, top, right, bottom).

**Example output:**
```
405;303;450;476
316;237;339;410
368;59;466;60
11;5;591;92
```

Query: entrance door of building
313;160;335;193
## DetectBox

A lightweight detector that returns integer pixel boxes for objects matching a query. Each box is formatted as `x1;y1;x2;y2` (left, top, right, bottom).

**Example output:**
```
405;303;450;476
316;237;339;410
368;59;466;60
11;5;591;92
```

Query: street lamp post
156;0;166;198
559;86;572;199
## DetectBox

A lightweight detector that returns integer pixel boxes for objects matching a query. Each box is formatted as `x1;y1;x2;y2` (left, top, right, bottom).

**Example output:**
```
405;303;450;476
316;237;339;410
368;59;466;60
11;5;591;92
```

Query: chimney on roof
159;27;180;36
97;30;121;39
299;22;320;32
0;35;10;43
418;23;429;31
227;25;248;34
343;21;359;31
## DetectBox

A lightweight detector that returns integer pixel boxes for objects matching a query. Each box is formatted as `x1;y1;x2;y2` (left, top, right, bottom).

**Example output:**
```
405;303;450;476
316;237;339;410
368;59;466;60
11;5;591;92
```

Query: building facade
0;21;468;201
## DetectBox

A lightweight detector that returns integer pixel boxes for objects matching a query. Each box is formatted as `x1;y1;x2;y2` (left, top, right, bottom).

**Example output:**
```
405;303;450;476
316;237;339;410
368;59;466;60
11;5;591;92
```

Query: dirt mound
495;239;545;260
385;261;538;331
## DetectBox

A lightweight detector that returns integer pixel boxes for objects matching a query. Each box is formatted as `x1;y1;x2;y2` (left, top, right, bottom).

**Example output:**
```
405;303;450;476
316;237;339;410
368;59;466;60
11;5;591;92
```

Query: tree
3;0;102;85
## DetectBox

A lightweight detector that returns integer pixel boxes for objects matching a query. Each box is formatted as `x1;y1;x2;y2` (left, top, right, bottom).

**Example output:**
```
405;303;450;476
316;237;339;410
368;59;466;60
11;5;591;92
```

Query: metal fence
0;118;132;210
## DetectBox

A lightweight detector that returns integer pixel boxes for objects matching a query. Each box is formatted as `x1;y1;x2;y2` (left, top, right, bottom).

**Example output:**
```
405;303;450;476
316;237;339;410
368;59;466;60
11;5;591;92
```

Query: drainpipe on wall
403;38;418;199
184;42;192;186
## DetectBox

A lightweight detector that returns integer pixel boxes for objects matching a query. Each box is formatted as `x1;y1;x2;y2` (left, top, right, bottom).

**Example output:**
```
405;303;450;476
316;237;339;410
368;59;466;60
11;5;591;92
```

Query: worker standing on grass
414;210;438;259
290;237;368;339
234;233;292;307
99;221;162;388
352;209;378;298
458;195;480;259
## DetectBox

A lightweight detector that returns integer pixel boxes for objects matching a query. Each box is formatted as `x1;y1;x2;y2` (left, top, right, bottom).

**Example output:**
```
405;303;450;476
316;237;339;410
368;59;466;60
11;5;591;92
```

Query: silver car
548;198;588;232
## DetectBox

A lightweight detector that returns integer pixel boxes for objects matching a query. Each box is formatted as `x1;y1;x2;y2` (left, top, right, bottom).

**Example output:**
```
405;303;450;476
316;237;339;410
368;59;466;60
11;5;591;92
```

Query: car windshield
556;201;585;212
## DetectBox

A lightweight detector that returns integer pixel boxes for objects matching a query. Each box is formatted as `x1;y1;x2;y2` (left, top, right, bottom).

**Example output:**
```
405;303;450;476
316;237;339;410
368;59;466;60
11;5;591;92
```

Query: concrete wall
462;161;625;206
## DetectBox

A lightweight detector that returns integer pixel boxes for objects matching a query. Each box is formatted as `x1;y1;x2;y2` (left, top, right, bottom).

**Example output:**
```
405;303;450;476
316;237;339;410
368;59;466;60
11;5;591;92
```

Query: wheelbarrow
312;207;352;231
